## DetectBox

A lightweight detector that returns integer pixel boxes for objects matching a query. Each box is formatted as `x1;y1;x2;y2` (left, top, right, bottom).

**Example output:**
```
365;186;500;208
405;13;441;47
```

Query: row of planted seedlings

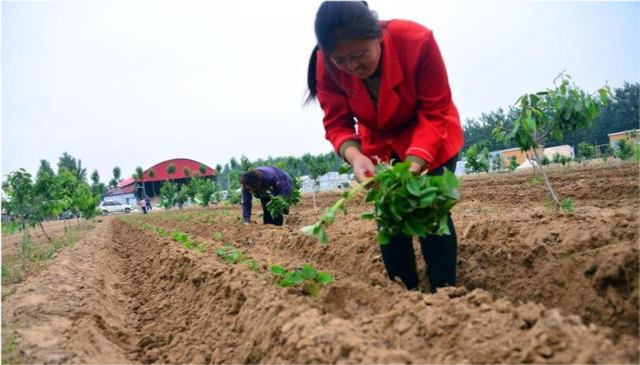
128;218;334;298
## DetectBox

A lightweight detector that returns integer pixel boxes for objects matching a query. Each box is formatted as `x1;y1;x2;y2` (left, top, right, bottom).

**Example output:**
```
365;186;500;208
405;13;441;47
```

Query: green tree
613;138;637;160
183;167;191;178
508;156;518;171
166;163;177;179
199;164;207;176
159;181;178;208
110;166;122;188
577;141;596;164
134;166;147;199
2;169;36;256
493;73;612;209
464;142;490;174
57;152;87;182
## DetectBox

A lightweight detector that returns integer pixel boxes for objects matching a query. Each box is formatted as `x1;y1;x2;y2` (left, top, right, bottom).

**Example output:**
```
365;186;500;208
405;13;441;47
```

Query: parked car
98;200;132;215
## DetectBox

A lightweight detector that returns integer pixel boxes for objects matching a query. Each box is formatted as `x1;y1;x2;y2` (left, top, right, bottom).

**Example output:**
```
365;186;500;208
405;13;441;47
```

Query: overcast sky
2;0;639;183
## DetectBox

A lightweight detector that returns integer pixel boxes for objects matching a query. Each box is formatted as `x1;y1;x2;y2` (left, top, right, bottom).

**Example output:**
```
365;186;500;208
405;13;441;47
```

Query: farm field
2;161;638;364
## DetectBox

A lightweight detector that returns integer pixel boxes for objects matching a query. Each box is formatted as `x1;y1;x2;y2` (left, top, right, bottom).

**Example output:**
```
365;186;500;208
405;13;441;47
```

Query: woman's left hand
409;162;428;176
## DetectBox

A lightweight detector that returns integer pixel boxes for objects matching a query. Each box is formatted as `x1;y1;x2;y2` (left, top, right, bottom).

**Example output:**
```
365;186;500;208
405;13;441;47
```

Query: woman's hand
409;162;429;176
344;146;375;182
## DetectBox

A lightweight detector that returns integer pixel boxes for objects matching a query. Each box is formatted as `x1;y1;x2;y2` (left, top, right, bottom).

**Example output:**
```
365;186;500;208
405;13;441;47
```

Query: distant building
103;158;217;204
608;129;640;148
300;171;353;193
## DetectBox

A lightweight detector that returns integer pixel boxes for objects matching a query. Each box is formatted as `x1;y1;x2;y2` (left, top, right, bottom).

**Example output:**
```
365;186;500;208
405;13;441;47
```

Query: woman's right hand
344;147;375;182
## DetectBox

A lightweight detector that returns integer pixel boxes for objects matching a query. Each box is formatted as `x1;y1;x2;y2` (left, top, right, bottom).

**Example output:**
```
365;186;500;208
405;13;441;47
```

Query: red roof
137;158;216;182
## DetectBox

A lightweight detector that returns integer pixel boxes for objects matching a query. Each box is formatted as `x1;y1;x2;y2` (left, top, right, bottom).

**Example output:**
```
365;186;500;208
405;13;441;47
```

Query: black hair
240;170;262;192
305;1;381;104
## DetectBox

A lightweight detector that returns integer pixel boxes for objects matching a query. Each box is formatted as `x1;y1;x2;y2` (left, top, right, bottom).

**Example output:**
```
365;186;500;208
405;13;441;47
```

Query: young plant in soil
171;230;194;250
302;161;460;245
269;263;334;298
493;72;612;210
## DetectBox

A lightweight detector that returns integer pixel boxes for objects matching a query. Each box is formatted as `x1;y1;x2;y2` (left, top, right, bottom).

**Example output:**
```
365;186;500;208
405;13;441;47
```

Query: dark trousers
259;197;289;226
379;155;458;292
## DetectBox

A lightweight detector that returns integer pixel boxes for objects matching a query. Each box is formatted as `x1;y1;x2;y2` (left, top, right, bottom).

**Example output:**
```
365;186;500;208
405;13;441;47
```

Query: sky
2;0;639;184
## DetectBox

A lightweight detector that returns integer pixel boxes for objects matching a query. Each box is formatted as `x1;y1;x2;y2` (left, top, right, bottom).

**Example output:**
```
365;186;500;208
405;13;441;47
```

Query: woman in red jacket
307;1;464;292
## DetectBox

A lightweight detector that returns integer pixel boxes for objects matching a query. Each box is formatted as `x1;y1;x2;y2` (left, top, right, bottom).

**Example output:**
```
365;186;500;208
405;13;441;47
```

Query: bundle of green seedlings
302;161;460;244
269;263;334;298
266;177;302;218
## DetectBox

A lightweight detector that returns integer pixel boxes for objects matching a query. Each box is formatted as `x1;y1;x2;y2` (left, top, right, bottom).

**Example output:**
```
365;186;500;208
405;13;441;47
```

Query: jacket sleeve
241;187;252;222
316;51;361;154
405;30;459;166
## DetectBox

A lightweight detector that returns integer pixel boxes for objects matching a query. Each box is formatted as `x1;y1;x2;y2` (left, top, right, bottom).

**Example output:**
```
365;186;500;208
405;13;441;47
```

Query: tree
308;158;328;213
577;141;595;164
192;177;216;206
199;164;207;176
34;161;64;241
507;156;518;171
148;169;156;197
613;137;637;160
134;166;147;199
493;73;612;210
464;142;490;174
90;170;107;197
159;181;178;209
110;166;122;188
166;163;177;179
183;167;191;178
2;169;36;257
57;152;87;182
240;155;253;171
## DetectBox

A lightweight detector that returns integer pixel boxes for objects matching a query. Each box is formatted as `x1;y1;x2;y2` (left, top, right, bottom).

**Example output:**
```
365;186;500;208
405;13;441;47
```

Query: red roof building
104;158;217;201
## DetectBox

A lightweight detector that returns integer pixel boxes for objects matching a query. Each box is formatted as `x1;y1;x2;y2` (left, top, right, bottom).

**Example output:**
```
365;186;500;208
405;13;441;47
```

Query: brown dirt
2;161;638;363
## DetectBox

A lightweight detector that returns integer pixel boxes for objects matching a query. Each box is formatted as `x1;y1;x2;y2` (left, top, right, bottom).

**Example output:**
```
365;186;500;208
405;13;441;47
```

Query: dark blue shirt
242;166;293;222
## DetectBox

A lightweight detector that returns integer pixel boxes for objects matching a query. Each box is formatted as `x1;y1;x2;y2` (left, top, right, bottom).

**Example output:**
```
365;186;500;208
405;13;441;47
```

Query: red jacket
316;20;463;170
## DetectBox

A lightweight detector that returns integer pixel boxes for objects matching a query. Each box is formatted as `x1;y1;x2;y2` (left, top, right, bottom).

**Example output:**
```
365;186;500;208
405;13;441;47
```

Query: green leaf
317;228;329;245
315;272;335;285
299;264;317;280
281;271;304;287
269;265;287;276
301;224;315;236
378;230;391;245
361;212;375;220
406;179;421;197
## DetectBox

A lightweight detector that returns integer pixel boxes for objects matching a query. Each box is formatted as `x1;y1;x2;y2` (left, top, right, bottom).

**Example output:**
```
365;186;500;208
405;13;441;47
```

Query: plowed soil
2;161;638;364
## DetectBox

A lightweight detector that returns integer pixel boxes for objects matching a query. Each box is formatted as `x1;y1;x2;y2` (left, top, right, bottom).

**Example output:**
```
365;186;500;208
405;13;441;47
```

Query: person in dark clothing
306;2;463;292
145;196;151;211
240;166;293;226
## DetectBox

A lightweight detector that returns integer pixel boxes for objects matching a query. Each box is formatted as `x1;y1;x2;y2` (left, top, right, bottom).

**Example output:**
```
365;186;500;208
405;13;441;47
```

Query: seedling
171;230;194;250
302;162;459;245
212;231;223;241
196;242;206;253
269;263;334;297
493;72;612;210
560;197;575;212
216;244;247;264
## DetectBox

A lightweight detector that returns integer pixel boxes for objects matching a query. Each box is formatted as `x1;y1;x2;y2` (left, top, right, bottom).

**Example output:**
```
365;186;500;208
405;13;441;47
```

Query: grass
1;222;95;300
1;328;23;364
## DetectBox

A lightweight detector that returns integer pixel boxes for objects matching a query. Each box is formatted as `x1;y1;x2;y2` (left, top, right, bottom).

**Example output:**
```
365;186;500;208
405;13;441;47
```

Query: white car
99;200;132;215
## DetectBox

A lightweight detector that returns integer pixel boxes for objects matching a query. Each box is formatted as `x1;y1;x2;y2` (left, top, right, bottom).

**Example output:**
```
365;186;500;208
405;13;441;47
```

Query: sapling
302;161;459;245
493;72;612;210
269;263;334;298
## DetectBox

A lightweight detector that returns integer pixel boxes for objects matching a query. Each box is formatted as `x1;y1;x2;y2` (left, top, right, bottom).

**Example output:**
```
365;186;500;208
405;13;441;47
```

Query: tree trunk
39;221;52;242
532;149;561;210
20;220;29;258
